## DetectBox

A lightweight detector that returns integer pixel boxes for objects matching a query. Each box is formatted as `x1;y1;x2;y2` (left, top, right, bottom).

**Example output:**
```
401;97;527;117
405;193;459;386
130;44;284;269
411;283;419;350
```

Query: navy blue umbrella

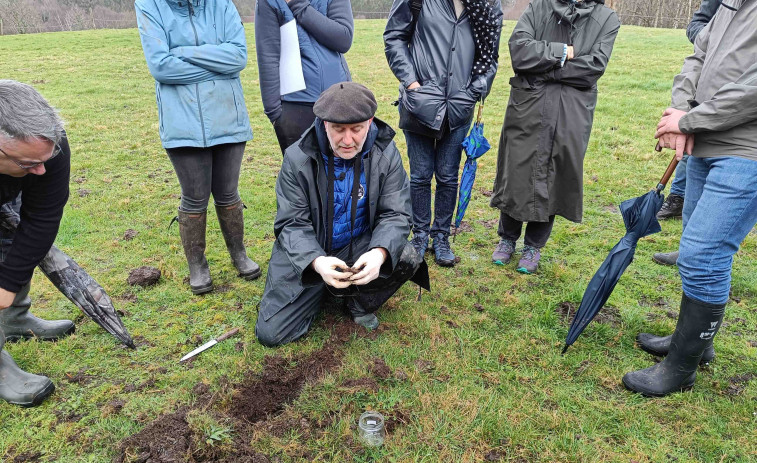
563;152;679;353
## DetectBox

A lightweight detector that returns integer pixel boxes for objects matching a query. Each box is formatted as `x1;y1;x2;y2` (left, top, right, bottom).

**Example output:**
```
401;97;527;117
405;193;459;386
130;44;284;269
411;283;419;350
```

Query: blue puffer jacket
135;0;253;149
255;0;353;122
315;121;378;251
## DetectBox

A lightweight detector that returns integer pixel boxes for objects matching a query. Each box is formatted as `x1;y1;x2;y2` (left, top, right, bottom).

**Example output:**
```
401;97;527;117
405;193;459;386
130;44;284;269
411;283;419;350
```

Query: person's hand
349;248;388;286
312;256;352;288
655;107;687;137
407;81;421;91
0;288;16;310
566;45;574;60
657;133;693;161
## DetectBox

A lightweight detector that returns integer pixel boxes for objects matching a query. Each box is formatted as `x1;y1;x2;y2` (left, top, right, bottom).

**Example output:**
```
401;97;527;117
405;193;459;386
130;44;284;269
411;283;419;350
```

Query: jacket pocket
156;84;164;135
399;82;446;131
229;79;243;126
446;87;479;130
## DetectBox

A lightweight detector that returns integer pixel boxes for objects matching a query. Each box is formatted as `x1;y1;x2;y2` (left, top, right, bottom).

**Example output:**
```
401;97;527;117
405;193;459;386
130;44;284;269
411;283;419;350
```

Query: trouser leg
497;211;523;242
669;154;689;197
166;146;213;213
431;124;468;236
523;215;555;249
255;284;324;347
210;142;245;207
273;102;316;155
404;131;435;236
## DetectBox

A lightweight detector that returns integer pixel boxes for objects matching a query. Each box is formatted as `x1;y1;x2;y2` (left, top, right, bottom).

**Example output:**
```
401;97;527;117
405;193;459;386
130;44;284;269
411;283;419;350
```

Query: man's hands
0;287;16;310
312;248;388;288
312;256;352;288
407;81;421;90
349;248;387;286
655;108;694;160
566;45;574;60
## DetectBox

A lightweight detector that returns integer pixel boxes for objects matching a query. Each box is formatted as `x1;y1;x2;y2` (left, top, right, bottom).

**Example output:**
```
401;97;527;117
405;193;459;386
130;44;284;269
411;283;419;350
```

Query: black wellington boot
636;332;715;364
0;283;75;341
216;201;261;281
623;294;725;397
0;328;55;407
177;210;213;295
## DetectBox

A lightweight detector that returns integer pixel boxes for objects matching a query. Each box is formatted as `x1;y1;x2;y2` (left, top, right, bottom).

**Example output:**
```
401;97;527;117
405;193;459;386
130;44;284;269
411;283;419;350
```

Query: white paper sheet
279;20;306;96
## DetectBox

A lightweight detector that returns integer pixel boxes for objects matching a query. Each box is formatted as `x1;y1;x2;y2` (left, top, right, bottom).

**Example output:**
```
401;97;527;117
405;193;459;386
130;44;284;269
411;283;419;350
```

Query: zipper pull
188;2;194;15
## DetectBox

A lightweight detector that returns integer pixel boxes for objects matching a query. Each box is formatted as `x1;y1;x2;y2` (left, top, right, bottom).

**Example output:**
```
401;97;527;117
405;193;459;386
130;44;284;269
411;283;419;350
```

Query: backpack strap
410;0;424;29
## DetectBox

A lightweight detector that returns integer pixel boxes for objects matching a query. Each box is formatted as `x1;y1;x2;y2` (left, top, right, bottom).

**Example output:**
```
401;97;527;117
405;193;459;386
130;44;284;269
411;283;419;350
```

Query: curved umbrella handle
655;142;679;193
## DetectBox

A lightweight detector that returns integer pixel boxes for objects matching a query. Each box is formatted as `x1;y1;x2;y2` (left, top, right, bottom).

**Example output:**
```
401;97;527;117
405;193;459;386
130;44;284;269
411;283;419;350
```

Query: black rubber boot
0;283;74;341
652;250;679;266
656;193;684;220
177;210;213;295
215;201;261;281
636;332;715;364
0;328;55;407
623;294;725;397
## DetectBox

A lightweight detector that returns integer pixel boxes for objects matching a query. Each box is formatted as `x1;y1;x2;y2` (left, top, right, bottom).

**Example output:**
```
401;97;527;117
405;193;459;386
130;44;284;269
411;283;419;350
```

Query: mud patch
725;373;756;396
77;189;91;197
555;301;621;326
369;357;392;380
127;266;161;287
451;221;474;235
123;229;138;241
63;368;97;385
479;188;494;197
341;377;379;390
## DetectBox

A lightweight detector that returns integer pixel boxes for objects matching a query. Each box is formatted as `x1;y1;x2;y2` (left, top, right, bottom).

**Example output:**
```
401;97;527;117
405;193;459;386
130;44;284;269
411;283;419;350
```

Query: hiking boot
177;210;213;295
432;233;456;267
623;294;725;397
216;201;261;281
636;332;715;364
0;328;55;407
0;284;74;342
492;239;516;266
652;250;679;266
516;245;541;274
656;193;684;220
410;232;429;259
347;298;379;330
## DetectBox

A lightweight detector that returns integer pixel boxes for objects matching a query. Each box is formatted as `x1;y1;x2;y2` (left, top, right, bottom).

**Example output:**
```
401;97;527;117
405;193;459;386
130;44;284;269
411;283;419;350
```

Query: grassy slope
0;20;755;462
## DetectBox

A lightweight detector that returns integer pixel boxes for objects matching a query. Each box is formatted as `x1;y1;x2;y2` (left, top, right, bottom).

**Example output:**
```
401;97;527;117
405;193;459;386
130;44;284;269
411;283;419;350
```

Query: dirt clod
77;189;91;197
474;303;485;312
127;266;161;287
341;377;379;390
451;221;473;235
123;229;138;241
415;359;435;374
369;358;392;380
485;450;506;461
726;373;756;396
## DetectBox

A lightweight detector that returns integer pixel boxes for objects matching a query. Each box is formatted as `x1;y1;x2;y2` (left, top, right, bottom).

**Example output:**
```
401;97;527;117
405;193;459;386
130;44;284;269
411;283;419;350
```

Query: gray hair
0;80;65;144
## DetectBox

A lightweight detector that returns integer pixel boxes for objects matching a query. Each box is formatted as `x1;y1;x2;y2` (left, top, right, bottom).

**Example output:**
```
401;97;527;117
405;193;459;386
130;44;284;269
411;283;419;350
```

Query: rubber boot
636;332;715;364
623;294;725;397
215;201;261;280
0;283;74;341
0;327;55;407
347;298;379;330
177;210;213;295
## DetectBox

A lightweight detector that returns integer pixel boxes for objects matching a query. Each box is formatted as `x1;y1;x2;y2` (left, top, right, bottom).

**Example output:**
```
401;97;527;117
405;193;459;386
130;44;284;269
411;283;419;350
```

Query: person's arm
509;1;567;74
549;12;620;89
135;0;224;85
0;138;70;296
472;1;504;100
255;0;284;122
273;156;326;284
384;0;419;89
686;0;718;43
286;0;353;54
368;146;411;274
679;61;757;133
670;24;710;110
170;1;248;74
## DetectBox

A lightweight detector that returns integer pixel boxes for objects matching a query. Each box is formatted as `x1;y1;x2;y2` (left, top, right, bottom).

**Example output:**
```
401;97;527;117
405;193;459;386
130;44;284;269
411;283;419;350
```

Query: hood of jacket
553;0;599;24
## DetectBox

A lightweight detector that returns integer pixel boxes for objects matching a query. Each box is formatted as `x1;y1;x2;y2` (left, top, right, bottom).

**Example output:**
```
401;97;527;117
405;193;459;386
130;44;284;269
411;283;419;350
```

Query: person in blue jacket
255;0;354;154
135;0;260;295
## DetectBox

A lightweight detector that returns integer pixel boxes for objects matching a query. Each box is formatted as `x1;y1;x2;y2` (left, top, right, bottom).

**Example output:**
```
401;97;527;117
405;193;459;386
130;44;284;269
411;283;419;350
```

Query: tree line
0;0;702;35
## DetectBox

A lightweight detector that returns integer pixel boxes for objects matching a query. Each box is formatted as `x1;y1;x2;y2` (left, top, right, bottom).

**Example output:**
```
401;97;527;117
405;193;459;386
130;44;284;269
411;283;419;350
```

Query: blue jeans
404;124;469;237
678;156;757;304
669;154;689;197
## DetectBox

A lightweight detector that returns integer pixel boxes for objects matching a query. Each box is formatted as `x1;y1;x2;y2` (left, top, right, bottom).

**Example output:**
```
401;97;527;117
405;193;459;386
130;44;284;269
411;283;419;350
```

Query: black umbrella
563;149;679;353
0;204;135;348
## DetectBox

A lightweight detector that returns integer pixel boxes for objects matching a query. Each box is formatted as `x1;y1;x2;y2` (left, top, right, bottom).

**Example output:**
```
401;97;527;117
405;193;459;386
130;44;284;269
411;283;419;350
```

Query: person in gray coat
489;0;620;274
384;0;503;268
254;83;425;347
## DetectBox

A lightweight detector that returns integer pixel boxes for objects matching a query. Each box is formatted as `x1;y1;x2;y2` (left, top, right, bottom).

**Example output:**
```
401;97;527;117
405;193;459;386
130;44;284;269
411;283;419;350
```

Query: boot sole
239;268;262;281
4;325;76;342
622;376;695;398
516;267;535;274
9;380;55;407
652;256;678;266
191;284;213;295
492;258;511;266
435;260;455;267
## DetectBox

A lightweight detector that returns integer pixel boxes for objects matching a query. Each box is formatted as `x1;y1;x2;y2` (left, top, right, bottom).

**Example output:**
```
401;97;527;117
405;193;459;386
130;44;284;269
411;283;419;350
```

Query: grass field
0;20;756;463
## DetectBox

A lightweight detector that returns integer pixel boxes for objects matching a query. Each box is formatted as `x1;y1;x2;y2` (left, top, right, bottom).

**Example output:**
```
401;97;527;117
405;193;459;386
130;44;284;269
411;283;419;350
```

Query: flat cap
313;82;378;124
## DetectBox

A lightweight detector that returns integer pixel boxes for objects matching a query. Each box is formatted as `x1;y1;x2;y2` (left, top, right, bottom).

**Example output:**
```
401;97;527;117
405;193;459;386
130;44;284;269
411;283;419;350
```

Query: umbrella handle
655;145;679;193
475;102;484;125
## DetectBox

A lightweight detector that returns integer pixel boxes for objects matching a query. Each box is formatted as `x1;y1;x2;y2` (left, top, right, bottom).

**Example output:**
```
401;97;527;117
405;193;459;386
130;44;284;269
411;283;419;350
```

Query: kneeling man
255;82;426;347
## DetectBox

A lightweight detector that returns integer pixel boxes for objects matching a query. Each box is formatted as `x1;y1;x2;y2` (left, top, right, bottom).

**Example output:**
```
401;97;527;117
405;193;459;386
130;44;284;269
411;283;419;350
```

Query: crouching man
255;82;427;347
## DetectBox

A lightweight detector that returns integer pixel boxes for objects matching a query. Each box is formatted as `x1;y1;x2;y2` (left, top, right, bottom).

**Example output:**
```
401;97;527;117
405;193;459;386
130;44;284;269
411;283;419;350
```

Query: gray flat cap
313;82;378;124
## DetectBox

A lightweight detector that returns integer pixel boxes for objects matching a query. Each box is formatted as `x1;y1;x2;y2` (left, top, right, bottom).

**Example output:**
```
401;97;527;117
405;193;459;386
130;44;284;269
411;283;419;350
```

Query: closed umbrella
563;149;679;353
453;104;490;241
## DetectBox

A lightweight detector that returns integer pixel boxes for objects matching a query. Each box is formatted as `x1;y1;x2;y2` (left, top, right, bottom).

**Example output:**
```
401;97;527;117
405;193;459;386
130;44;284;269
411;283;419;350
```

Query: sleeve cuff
560;44;568;67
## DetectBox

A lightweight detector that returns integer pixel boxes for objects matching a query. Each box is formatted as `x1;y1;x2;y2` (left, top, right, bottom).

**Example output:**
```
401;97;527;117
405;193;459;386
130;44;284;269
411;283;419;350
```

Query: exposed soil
123;229;138;241
341;377;379;390
116;316;375;463
725;373;756;396
479;188;494;197
127;266;161;287
555;301;621;326
450;221;474;235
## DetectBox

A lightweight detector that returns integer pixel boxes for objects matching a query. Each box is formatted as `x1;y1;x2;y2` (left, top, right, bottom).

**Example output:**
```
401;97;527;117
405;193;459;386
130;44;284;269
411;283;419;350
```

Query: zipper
187;1;207;147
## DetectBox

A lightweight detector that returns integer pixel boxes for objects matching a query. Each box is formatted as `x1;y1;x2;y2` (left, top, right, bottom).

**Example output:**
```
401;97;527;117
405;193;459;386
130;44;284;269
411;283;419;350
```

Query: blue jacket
255;0;353;122
135;0;253;149
315;120;377;252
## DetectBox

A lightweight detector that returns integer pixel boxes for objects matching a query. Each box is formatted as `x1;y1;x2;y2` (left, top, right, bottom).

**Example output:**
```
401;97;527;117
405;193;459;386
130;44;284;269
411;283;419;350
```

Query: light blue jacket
135;0;253;149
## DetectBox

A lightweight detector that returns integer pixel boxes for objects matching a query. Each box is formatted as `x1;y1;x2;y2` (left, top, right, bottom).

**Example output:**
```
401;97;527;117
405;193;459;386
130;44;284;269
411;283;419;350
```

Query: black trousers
498;211;555;249
255;235;420;347
273;101;316;154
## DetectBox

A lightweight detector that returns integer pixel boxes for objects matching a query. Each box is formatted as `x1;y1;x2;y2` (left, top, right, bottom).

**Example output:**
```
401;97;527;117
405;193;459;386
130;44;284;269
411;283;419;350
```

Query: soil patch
555;301;621;326
127;266;161;287
725;373;756;396
369;357;392;380
451;221;474;235
123;229;138;241
341;377;379;390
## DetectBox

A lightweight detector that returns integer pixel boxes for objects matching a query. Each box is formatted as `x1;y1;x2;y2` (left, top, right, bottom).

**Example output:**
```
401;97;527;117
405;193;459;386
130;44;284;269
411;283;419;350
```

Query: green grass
1;20;756;462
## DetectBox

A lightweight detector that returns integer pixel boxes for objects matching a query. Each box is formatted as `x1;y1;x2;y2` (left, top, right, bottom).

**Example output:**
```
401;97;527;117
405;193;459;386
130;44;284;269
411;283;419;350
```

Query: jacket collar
552;0;598;24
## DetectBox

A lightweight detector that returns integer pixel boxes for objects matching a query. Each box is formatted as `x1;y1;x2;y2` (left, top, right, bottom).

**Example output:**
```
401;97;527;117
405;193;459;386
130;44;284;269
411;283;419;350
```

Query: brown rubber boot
177;210;213;295
215;201;261;281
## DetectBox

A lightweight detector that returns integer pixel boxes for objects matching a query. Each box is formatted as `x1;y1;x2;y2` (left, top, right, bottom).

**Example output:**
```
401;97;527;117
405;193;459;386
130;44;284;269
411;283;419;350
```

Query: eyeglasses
0;143;61;170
